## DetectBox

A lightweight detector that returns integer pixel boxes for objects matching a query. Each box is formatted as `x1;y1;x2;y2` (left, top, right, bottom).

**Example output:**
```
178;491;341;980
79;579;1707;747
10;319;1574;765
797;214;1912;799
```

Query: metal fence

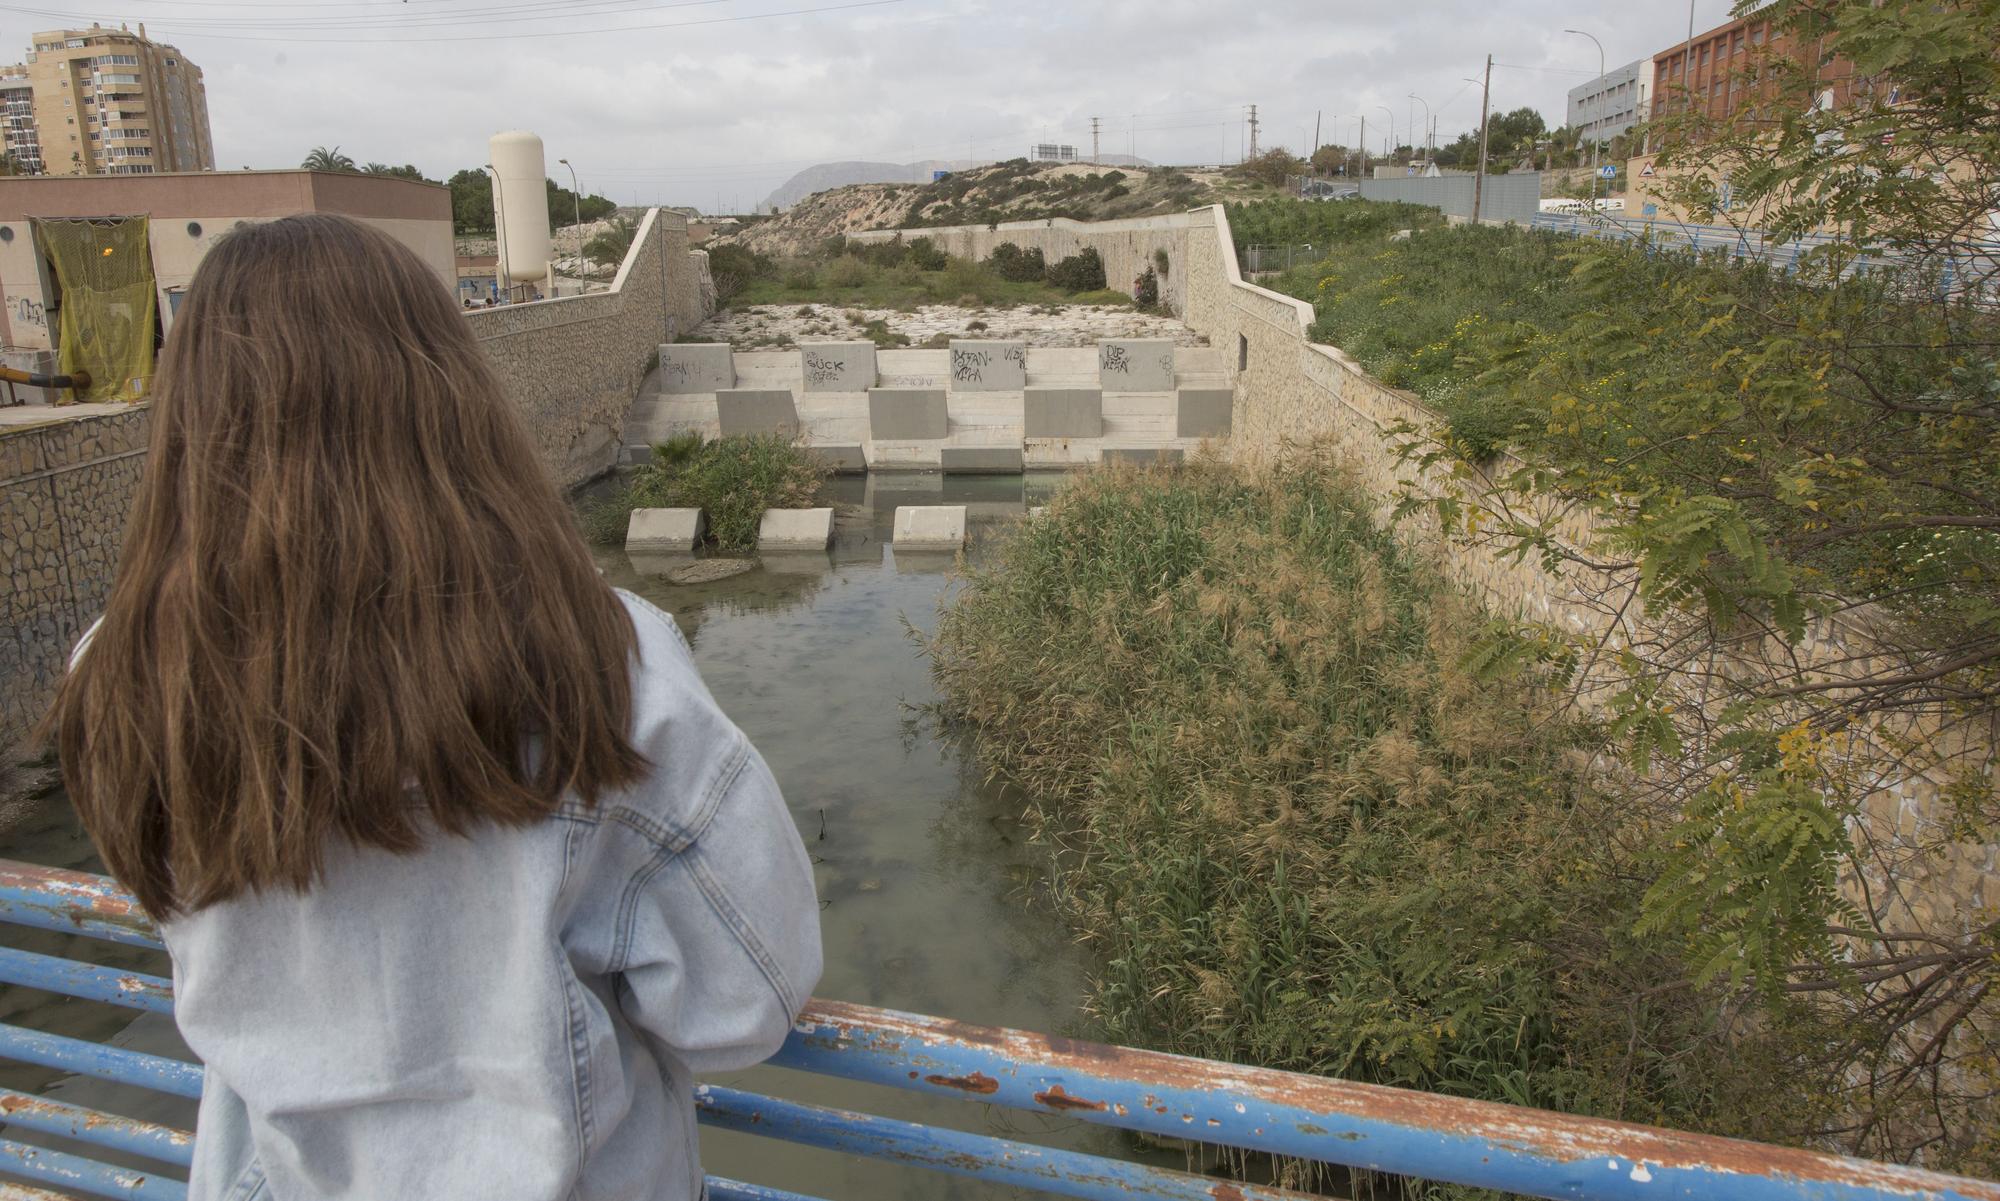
1;859;1998;1200
1242;244;1325;273
1358;172;1543;225
1530;212;2000;303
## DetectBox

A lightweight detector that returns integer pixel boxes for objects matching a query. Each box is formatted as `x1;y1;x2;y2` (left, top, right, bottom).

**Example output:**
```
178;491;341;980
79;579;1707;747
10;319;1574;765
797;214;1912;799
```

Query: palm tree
301;145;357;173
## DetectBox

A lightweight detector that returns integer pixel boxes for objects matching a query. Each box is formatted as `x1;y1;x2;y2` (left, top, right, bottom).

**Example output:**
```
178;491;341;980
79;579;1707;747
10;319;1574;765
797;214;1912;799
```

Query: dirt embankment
715;161;1222;259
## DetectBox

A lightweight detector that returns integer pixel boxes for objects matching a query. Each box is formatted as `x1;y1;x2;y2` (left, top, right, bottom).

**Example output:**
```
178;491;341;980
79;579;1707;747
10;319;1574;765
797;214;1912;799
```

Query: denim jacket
156;590;824;1200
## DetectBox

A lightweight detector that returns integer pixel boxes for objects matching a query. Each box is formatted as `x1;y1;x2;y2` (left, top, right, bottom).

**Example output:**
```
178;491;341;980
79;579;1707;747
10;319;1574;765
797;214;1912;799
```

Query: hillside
760;154;1155;210
721;159;1214;258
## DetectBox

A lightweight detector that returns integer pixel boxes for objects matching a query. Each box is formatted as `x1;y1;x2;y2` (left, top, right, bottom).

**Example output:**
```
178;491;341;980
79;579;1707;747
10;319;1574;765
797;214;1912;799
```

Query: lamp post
557;157;585;289
1407;93;1431;168
1375;105;1394;168
482;163;508;303
1565;29;1606;210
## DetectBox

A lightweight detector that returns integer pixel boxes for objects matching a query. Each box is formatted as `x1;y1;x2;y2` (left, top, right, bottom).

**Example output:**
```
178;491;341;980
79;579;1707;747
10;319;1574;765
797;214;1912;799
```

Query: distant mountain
762;155;1153;211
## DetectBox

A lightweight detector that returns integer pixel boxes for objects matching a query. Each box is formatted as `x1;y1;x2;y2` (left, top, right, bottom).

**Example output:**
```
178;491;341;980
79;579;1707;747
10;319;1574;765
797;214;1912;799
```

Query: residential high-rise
11;23;213;176
0;66;41;174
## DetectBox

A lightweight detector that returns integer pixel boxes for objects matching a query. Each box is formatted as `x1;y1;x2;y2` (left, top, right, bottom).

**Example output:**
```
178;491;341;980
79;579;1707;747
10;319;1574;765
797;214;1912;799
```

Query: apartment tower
17;24;213;175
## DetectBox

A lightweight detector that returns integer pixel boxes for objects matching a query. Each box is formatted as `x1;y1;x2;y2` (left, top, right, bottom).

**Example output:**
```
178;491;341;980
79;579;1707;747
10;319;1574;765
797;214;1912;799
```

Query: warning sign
1639;162;1656;177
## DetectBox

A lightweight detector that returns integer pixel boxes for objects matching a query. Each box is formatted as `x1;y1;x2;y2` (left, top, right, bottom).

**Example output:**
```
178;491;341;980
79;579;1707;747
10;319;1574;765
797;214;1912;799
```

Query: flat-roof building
1567;59;1648;144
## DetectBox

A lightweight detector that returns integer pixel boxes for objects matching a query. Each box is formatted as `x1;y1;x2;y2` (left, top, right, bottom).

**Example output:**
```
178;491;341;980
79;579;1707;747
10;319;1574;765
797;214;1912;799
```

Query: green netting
35;216;156;403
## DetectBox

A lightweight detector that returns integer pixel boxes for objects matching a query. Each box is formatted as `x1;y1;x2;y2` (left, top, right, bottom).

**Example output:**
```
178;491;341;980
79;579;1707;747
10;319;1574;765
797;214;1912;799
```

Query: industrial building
6;24;214;176
0;171;451;399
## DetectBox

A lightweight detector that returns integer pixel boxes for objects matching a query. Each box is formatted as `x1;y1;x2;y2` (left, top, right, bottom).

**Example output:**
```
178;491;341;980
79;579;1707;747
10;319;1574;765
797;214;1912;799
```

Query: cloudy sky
5;0;1742;211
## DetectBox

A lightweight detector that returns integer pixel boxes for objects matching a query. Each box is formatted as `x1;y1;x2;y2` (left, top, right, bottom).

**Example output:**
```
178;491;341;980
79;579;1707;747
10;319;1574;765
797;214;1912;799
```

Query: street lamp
1375;104;1394;166
557;156;585;289
1407;93;1431;167
1565;28;1607;211
482;163;508;303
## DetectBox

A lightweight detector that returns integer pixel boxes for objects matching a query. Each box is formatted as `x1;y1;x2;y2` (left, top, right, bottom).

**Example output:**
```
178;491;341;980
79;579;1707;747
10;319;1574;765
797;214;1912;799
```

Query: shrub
908;236;949;271
1132;266;1159;308
986;242;1046;282
925;452;1839;1176
825;256;872;289
1045;247;1107;292
622;433;830;552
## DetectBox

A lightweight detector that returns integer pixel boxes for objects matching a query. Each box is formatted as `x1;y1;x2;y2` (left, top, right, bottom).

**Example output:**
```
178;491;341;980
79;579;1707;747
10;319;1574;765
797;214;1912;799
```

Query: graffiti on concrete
804;351;843;386
14;297;44;328
1101;345;1130;374
952;348;992;383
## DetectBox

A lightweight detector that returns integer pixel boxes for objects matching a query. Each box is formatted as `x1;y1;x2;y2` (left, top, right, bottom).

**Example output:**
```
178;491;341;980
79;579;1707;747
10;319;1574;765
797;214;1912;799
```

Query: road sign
1639;162;1655;177
1599;164;1617;179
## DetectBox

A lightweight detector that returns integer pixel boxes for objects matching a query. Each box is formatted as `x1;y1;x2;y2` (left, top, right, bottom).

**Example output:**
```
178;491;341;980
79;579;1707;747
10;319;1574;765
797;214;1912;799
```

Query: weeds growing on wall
578;433;829;552
924;453;1845;1192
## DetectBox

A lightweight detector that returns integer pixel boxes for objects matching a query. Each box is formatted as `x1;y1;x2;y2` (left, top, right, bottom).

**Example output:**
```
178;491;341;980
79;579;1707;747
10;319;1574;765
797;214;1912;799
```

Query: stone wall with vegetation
468;207;710;489
1174;203;1994;942
849;213;1193;316
2;209;714;750
1;408;150;749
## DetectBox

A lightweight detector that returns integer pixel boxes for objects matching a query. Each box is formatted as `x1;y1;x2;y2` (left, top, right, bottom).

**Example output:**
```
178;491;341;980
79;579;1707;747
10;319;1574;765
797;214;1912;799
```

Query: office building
1567;59;1649;144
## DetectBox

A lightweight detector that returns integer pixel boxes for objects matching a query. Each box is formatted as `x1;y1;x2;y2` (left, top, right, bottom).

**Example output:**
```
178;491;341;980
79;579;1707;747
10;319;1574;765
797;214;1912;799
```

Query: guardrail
0;858;1997;1201
1528;212;2000;303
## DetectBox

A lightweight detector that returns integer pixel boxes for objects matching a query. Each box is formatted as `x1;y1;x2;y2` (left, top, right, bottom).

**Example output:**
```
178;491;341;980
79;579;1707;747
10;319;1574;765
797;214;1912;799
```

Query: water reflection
2;473;1143;1199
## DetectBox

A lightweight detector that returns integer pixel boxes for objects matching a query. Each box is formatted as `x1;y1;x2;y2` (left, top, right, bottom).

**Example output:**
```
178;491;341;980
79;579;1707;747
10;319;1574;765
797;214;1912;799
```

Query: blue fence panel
0;859;1997;1201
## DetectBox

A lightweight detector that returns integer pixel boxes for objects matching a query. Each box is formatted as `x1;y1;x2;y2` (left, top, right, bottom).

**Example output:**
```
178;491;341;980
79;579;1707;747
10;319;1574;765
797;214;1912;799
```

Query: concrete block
800;342;876;392
1176;388;1234;438
1098;339;1176;391
948;340;1027;391
810;444;868;473
868;388;948;440
1024;388;1103;438
620;445;653;466
893;505;968;551
1102;447;1185;468
758;507;834;551
940;447;1024;474
716;389;799;437
625;507;705;553
659;343;735;393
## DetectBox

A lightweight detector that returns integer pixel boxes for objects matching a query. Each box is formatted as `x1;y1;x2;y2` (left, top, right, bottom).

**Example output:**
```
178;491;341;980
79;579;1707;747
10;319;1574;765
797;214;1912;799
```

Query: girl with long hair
42;213;822;1200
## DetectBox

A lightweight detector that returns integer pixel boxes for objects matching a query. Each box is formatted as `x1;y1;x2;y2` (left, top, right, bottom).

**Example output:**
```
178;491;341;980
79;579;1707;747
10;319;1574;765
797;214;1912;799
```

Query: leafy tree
301;146;357;173
1234;147;1306;188
1307;143;1354;176
447;168;494;233
545;178;616;232
361;162;431;183
1393;0;2000;1165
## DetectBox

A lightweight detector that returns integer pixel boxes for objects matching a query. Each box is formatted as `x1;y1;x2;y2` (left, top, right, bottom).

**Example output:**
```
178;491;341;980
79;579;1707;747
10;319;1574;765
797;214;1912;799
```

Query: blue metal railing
0;858;1996;1201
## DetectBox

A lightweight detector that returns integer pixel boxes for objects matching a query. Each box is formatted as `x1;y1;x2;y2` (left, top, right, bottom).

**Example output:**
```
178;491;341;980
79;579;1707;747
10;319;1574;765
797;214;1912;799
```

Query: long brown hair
42;213;643;917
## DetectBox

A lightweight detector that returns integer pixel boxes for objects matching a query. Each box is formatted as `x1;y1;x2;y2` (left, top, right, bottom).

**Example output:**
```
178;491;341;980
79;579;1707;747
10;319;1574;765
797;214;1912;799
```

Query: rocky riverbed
691;303;1207;350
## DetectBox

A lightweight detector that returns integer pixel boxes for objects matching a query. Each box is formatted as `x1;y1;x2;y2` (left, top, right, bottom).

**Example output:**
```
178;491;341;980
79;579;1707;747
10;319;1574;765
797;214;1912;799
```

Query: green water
1;472;1162;1199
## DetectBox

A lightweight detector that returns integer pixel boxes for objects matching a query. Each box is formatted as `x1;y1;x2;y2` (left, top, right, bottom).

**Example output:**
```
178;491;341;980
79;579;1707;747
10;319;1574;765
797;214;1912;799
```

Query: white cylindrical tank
488;130;552;284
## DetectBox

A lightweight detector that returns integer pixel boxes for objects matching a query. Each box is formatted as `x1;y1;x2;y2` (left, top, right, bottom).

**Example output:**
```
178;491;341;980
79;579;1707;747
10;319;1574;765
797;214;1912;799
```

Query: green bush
908;236;948;271
986;242;1046;282
616;434;830;552
926;454;1838;1186
1045;246;1106;292
1132;266;1159;309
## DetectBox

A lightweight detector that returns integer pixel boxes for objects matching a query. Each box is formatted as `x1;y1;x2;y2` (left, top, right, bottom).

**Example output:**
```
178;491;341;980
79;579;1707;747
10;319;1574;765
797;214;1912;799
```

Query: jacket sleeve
613;738;824;1074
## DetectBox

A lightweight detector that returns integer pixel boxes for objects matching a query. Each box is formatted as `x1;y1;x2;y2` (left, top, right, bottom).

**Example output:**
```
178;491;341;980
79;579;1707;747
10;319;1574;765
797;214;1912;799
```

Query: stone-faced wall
2;208;715;749
1;407;150;748
467;207;710;489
